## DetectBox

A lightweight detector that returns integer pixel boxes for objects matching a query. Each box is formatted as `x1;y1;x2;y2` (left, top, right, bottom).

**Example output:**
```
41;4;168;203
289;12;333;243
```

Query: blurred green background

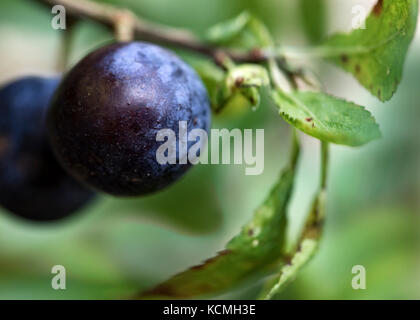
0;0;419;299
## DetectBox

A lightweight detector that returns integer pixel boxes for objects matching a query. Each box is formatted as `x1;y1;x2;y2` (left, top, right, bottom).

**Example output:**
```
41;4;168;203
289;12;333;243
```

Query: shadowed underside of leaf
205;11;273;49
272;90;381;146
262;142;329;300
321;0;418;101
263;190;326;299
137;151;299;299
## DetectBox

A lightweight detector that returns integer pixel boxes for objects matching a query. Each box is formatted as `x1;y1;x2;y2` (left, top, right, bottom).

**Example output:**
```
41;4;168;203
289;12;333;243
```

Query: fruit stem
113;10;135;42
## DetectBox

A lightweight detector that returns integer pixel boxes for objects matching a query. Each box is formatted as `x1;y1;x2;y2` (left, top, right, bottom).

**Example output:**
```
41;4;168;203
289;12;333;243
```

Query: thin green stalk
268;57;293;92
289;128;300;170
320;141;329;189
57;17;76;72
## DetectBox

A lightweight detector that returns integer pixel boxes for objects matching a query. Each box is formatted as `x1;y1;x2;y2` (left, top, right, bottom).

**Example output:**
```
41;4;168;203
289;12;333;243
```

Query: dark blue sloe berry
48;42;211;196
0;76;95;221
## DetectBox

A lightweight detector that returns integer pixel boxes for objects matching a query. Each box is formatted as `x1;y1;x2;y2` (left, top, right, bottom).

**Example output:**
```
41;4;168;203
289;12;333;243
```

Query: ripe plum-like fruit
48;42;211;196
0;76;95;221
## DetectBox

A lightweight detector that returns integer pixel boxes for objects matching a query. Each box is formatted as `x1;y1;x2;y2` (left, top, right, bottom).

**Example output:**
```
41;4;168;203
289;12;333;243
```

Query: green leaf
226;64;270;89
299;0;327;43
320;0;418;101
263;143;329;300
219;64;270;111
263;238;318;299
189;59;226;110
206;11;273;49
136;143;300;299
272;90;381;146
206;11;252;46
263;190;326;299
200;13;274;113
192;60;270;113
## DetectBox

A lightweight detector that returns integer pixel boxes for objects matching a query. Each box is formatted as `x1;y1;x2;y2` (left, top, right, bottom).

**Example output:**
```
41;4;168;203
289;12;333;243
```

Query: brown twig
33;0;270;66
